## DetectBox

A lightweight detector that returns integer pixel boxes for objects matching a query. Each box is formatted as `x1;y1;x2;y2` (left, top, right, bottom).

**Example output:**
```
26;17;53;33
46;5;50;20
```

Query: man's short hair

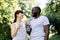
33;7;41;13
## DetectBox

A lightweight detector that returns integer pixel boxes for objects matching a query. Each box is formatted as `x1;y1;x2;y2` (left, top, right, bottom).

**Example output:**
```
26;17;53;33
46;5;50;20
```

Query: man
28;7;50;40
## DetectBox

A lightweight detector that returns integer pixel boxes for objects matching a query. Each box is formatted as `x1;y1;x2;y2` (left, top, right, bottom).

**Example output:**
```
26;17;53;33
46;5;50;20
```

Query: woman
11;10;26;40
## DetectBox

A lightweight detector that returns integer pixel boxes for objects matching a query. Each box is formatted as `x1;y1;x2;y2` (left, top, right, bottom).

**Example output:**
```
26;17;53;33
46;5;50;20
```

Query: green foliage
0;0;13;40
45;0;60;34
49;34;60;40
0;0;32;40
18;0;32;18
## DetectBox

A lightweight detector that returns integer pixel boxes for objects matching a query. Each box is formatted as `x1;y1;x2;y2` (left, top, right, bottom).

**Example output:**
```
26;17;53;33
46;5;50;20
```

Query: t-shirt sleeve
43;16;50;25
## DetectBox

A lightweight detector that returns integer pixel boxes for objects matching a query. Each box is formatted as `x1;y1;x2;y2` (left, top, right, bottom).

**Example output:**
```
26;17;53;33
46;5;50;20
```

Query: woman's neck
16;17;21;22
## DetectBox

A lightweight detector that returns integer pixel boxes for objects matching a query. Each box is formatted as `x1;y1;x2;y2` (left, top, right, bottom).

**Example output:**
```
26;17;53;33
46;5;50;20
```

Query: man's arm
44;25;50;40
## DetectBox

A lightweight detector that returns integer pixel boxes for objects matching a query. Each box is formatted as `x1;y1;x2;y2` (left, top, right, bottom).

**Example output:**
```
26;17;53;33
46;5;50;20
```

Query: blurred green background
0;0;60;40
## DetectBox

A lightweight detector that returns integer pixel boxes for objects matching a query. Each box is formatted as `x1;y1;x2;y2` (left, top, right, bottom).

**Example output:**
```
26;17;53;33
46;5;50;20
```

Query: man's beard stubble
32;13;37;18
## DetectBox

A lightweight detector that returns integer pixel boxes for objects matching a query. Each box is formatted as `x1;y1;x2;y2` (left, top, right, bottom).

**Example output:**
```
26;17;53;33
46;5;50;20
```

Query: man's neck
35;14;40;19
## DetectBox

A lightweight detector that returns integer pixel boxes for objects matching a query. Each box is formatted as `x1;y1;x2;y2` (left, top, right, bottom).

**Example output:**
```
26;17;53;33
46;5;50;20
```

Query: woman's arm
11;24;21;38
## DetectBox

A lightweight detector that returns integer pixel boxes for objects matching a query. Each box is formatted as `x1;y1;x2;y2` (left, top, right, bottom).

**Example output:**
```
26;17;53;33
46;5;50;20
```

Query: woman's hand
16;23;22;29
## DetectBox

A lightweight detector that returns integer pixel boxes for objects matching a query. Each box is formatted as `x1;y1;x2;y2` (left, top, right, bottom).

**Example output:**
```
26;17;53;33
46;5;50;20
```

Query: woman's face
17;13;24;19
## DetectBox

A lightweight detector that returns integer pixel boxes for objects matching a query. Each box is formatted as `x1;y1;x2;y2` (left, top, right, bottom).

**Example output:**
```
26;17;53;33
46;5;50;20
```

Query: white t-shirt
30;16;50;40
11;21;26;40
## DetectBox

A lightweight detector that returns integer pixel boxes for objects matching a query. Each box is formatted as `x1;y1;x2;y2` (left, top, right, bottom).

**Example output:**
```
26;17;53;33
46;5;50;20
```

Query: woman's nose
22;14;24;16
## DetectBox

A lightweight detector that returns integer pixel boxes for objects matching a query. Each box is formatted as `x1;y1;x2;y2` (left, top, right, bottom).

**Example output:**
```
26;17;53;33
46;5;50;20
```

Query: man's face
32;8;37;17
32;8;39;17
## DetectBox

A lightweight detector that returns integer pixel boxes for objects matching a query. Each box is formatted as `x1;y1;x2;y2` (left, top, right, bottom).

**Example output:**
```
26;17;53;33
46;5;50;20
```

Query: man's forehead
32;7;39;10
32;8;38;10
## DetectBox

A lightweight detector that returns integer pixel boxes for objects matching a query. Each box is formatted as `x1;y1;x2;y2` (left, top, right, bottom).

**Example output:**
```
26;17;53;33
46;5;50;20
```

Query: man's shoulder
40;15;48;18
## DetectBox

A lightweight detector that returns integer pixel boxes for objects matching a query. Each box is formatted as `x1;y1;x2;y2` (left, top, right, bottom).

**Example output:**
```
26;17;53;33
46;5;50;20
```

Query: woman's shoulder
11;23;16;26
11;23;16;28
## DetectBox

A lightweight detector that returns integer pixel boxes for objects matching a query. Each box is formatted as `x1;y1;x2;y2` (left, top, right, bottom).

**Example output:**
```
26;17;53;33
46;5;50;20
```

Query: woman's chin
21;17;23;19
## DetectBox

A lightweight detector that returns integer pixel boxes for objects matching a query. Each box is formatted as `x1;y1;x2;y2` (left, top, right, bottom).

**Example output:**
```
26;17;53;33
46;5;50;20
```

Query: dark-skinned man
26;6;50;40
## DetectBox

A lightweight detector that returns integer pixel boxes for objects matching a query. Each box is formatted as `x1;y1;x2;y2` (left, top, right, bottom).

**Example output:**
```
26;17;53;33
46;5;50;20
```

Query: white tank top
12;21;26;40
